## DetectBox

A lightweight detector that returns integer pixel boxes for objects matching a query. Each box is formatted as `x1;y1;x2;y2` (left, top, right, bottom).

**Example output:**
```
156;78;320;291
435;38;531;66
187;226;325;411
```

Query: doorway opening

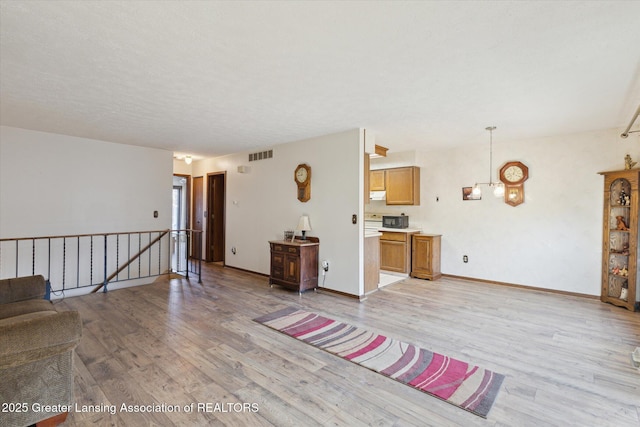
206;172;226;264
172;174;190;271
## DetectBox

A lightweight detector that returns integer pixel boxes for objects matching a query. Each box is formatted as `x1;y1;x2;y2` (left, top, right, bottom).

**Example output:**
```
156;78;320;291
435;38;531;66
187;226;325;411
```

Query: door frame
206;171;226;263
172;174;191;230
191;176;204;260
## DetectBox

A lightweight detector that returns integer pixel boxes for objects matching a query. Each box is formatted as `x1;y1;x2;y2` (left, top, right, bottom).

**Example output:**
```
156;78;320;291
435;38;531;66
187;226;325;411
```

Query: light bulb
493;183;504;198
472;185;482;197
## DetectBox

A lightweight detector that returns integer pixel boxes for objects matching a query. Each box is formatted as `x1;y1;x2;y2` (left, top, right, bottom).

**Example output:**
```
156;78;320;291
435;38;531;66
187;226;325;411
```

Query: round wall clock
499;161;528;185
499;161;529;206
294;163;311;202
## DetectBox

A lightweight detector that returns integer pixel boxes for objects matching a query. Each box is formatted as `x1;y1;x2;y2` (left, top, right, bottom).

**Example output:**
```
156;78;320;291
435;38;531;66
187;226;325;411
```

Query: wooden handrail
91;230;170;293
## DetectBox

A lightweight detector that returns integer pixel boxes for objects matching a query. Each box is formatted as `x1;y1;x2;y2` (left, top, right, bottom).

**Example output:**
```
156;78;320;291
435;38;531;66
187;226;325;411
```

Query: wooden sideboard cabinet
411;234;442;280
269;239;319;294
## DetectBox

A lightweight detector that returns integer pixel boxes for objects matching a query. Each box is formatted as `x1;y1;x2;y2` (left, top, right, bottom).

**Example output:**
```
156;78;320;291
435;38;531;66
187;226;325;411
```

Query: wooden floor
56;264;640;426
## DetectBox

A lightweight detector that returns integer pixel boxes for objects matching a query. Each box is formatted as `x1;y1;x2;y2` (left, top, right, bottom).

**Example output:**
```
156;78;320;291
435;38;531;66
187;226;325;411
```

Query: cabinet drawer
271;244;285;253
286;246;300;255
380;232;408;242
271;253;284;267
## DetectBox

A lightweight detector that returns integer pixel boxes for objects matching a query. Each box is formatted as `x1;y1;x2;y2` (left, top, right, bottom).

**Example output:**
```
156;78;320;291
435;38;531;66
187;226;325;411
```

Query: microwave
382;215;409;229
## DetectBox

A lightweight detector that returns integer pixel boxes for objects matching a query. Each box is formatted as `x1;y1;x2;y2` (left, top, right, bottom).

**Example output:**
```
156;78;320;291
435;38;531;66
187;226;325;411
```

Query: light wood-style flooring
56;264;640;426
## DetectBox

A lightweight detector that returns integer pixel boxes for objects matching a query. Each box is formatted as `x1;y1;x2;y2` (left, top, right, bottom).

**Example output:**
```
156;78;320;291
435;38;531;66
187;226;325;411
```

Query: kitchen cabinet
379;231;418;274
385;166;420;205
370;169;386;191
411;234;442;280
269;239;319;294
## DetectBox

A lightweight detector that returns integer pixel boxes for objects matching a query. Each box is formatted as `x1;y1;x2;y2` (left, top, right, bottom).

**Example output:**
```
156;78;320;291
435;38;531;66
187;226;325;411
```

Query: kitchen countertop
368;227;422;233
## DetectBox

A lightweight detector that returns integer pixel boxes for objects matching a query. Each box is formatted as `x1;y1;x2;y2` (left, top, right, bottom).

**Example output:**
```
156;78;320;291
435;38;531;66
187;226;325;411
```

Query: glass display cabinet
599;169;639;311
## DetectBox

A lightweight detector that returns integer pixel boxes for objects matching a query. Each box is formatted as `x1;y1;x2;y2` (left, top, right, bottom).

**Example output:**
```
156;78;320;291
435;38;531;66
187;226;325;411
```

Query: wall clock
499;161;529;207
294;163;311;202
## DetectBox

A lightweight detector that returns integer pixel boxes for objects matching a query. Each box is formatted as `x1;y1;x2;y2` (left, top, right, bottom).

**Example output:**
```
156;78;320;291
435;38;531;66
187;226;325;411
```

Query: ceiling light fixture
184;155;192;165
472;126;504;198
621;104;640;138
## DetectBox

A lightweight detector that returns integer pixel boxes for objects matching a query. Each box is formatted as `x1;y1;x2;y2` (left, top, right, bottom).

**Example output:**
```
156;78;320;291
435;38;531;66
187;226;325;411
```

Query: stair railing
0;229;202;298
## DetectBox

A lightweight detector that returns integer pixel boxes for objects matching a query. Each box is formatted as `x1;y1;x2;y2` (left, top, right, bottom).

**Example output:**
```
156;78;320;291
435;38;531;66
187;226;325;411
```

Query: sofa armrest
0;275;47;304
0;310;82;369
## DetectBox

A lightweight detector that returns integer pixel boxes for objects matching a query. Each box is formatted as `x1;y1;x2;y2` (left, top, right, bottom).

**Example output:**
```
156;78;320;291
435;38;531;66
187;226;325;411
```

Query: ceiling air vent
249;149;273;162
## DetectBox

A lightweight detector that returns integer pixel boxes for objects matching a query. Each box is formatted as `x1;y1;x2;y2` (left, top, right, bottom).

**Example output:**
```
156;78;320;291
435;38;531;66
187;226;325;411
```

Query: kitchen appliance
383;215;409;229
370;191;386;201
364;213;383;232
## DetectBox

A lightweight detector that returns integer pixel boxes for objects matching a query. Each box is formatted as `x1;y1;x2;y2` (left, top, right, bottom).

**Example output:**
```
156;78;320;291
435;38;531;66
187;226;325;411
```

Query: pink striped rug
255;306;505;418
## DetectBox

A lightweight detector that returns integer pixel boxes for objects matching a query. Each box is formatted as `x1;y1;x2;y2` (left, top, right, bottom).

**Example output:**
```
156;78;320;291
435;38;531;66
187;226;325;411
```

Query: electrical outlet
322;260;329;272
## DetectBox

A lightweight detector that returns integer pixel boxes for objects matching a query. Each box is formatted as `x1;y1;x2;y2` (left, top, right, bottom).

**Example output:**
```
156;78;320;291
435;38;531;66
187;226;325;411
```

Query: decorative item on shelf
284;230;294;241
618;189;630;206
616;216;629;231
621;281;629;301
612;265;620;275
296;215;312;240
470;126;505;199
624;154;637;170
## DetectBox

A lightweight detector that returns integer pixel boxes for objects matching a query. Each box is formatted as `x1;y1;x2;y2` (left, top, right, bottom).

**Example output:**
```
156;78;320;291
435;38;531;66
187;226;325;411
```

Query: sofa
0;275;82;427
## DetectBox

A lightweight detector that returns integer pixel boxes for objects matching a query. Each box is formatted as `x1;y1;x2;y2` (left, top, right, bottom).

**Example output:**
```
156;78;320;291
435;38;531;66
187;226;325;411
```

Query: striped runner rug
254;306;505;418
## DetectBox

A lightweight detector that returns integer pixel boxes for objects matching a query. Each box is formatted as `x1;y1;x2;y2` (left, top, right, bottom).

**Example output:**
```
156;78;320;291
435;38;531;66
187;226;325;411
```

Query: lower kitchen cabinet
411;234;442;280
379;231;418;274
269;239;319;294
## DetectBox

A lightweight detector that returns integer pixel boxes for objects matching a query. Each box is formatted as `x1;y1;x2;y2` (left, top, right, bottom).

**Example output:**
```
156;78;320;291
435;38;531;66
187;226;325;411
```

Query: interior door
192;176;203;259
207;172;225;263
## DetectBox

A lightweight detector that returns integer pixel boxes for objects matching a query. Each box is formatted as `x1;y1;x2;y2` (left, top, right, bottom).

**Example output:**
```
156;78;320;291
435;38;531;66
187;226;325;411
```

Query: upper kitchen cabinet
370;170;386;191
385;166;420;205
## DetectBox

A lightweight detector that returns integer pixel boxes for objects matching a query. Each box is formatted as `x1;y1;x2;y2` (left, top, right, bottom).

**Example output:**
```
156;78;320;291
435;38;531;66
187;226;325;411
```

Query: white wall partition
192;129;363;296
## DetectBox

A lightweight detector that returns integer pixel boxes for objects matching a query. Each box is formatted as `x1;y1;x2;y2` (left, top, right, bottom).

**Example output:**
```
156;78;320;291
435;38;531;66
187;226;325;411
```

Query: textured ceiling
1;1;639;158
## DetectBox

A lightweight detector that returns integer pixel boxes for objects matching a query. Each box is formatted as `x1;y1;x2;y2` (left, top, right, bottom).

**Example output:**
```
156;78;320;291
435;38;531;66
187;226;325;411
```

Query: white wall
173;158;192;176
191;129;364;296
370;128;640;296
0;126;173;237
0;126;174;290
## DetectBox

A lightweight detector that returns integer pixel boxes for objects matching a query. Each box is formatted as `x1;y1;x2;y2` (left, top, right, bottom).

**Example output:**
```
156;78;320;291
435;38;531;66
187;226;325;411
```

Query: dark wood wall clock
499;161;529;207
294;163;311;202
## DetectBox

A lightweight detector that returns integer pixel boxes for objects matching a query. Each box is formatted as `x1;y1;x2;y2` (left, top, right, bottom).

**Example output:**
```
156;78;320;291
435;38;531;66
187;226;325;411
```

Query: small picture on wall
462;187;481;200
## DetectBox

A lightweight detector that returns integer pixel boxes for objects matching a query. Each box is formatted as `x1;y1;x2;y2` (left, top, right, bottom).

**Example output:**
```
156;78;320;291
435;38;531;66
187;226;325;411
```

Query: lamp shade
296;215;312;231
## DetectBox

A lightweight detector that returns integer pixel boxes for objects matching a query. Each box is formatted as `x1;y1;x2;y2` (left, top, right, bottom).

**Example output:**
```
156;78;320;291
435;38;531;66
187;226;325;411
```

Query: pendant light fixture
472;126;504;198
